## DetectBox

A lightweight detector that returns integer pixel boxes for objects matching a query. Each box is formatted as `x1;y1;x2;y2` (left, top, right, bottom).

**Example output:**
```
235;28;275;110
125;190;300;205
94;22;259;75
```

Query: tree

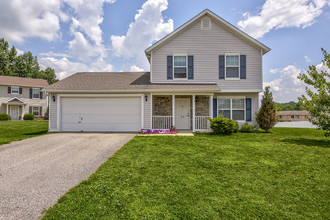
298;48;330;137
0;38;58;84
256;86;277;132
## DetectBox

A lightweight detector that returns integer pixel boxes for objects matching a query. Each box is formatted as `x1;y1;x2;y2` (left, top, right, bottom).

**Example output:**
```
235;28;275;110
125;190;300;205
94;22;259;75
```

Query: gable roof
0;75;49;87
3;96;27;104
145;9;271;58
43;72;220;92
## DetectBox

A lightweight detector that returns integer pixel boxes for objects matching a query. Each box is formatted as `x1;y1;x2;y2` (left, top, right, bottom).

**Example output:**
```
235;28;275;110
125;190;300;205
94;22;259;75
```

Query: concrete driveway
0;133;135;220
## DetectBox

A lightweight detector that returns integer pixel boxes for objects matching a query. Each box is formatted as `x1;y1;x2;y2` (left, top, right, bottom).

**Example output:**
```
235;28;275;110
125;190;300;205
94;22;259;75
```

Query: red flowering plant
139;127;178;134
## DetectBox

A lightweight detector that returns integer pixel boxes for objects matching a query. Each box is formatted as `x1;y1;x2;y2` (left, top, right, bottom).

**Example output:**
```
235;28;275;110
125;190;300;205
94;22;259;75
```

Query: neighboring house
0;76;49;120
44;9;271;132
277;110;312;122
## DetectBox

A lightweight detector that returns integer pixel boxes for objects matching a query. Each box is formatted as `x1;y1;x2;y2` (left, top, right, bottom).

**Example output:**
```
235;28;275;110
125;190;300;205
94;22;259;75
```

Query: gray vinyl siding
214;92;259;125
143;93;151;129
151;15;262;91
49;93;58;131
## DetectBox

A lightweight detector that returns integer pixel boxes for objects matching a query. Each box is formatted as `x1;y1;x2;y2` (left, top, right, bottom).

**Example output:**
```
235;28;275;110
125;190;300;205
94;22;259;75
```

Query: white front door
10;106;19;120
175;98;191;129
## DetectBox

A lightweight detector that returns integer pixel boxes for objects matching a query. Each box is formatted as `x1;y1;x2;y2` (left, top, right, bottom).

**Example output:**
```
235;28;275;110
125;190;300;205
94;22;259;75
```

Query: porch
151;95;213;132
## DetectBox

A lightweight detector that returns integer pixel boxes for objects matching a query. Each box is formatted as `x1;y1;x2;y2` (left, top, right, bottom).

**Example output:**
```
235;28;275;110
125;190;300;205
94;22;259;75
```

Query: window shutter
219;55;225;79
213;98;217;118
246;98;252;121
188;55;194;79
40;106;42;116
29;88;32;99
167;56;173;79
19;88;22;94
29;106;32;114
40;91;43;99
240;55;246;79
8;87;11;94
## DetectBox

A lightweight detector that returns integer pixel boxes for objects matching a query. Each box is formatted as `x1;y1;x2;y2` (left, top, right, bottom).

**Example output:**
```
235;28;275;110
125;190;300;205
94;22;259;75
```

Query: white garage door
61;97;141;132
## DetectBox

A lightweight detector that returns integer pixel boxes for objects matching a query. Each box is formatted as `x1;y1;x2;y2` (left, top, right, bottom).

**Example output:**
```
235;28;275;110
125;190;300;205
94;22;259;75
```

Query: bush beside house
209;116;238;135
0;114;10;121
23;114;35;120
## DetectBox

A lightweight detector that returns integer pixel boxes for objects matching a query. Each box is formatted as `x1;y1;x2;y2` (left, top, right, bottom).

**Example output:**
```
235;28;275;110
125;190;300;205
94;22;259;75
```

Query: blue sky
0;0;329;102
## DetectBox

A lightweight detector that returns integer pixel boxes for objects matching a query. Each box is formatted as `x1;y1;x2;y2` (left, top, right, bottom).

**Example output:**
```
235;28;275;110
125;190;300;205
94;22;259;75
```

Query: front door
175;98;191;129
10;106;19;120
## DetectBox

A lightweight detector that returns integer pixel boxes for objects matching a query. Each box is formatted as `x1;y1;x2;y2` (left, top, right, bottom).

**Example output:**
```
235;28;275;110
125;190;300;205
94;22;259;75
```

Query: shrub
240;123;254;133
256;86;277;132
23;114;35;120
208;116;238;135
0;113;10;121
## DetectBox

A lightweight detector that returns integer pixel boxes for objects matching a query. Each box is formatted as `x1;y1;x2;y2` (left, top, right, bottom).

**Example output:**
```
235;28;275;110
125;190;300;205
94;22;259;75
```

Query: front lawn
0;121;48;145
43;128;329;219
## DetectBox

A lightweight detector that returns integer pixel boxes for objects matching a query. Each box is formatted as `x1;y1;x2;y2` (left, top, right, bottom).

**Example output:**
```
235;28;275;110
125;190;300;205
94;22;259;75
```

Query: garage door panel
61;97;141;132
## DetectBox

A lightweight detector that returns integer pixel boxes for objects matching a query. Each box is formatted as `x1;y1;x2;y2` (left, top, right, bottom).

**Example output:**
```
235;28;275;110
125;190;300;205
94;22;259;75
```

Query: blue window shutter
240;55;246;79
167;56;173;79
246;98;252;121
219;55;225;79
213;98;217;118
188;56;194;79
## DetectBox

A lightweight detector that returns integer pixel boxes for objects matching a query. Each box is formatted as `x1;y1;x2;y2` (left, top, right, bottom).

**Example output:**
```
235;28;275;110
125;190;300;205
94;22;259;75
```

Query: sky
0;0;329;103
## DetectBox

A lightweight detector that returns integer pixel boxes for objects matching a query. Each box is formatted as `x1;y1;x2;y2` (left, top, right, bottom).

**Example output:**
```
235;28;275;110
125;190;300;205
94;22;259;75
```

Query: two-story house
44;9;270;132
0;76;48;120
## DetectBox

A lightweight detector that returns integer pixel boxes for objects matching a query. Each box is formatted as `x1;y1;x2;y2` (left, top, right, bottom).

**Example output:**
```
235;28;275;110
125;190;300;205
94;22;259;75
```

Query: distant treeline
0;38;58;84
275;101;306;111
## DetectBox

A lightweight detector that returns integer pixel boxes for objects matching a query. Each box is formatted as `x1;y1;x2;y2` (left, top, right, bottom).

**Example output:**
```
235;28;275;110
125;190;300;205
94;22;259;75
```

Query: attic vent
201;18;211;30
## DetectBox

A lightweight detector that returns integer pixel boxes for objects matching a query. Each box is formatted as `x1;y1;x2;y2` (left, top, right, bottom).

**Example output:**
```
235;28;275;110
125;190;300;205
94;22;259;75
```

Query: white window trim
11;86;19;94
217;96;246;122
32;88;40;99
201;18;211;30
32;106;40;116
173;53;188;80
225;53;240;80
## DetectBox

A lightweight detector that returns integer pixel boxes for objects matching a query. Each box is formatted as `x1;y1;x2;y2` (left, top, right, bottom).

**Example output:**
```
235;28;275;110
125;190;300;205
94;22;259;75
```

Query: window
32;88;40;99
296;115;299;119
173;55;187;79
279;116;282;118
291;115;294;119
32;106;40;116
225;54;239;78
11;86;19;94
218;98;245;121
201;18;211;30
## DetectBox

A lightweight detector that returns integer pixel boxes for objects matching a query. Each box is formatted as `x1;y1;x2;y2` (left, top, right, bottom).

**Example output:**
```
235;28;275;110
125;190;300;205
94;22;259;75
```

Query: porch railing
152;116;173;129
195;116;210;131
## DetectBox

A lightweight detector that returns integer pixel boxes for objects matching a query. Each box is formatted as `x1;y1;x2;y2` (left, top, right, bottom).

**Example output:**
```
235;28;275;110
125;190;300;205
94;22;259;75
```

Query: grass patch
0;120;48;145
43;128;329;219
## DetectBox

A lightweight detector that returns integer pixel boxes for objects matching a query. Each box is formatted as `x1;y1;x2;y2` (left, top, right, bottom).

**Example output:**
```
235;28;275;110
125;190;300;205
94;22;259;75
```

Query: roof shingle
0;75;49;87
44;72;220;92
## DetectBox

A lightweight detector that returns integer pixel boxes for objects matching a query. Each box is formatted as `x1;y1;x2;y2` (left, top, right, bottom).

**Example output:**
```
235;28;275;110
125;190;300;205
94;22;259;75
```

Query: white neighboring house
44;9;271;132
0;76;49;120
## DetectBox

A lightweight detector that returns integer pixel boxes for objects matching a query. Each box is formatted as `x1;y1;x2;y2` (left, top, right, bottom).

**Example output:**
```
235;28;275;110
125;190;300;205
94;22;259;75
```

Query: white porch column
210;95;213;118
6;104;8;114
172;95;175;127
21;105;25;119
192;95;196;132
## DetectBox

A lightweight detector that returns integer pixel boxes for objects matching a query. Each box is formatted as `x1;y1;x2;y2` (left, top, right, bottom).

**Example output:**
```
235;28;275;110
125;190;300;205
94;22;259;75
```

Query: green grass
43;128;329;219
0;120;48;145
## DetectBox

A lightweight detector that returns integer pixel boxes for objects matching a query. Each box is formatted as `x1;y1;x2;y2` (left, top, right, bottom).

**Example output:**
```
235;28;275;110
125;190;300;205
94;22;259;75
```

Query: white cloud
238;0;330;38
111;0;173;70
0;0;65;43
39;56;113;79
264;63;329;102
130;65;144;72
39;51;71;58
304;56;312;62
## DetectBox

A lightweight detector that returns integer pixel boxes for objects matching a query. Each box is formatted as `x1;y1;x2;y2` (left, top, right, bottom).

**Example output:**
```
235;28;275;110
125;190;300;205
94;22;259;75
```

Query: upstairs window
201;18;211;30
225;54;240;78
32;88;40;99
11;86;19;94
173;55;187;79
218;98;245;121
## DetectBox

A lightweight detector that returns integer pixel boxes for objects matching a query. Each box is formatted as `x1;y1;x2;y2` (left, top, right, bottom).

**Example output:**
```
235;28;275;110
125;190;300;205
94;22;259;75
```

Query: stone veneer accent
152;95;172;116
195;95;209;116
